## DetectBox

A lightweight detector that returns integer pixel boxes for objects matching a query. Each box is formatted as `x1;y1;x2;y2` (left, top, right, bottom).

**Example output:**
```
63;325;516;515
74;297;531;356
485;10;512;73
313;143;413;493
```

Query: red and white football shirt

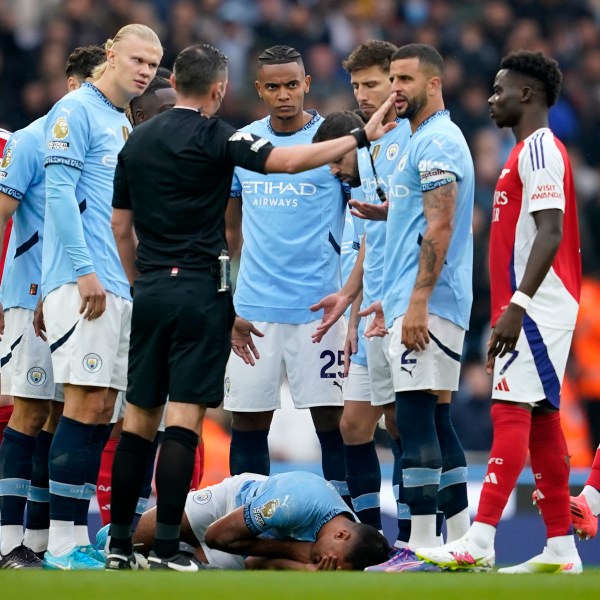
489;127;581;330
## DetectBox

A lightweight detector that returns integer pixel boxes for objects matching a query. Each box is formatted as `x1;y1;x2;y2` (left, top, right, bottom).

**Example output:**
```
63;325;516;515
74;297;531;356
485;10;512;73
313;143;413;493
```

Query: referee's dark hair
500;51;562;108
392;43;444;78
173;44;228;96
312;110;364;143
65;45;105;80
258;45;303;69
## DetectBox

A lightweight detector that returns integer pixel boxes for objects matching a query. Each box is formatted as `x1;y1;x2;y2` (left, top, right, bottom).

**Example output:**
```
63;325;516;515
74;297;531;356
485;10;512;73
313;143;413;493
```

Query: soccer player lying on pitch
126;471;391;571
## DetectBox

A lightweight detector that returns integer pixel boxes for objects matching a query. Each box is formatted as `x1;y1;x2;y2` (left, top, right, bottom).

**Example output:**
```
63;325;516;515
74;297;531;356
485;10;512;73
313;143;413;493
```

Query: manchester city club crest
27;367;47;386
386;143;399;161
192;489;212;505
83;353;103;373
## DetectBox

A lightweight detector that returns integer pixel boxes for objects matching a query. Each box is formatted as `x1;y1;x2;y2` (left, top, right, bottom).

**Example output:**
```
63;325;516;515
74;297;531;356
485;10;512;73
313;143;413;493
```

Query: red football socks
476;402;531;527
97;437;118;525
529;411;572;537
586;445;600;492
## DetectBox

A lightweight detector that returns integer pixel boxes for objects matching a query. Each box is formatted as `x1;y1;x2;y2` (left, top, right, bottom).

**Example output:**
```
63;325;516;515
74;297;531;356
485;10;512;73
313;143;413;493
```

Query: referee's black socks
154;426;198;558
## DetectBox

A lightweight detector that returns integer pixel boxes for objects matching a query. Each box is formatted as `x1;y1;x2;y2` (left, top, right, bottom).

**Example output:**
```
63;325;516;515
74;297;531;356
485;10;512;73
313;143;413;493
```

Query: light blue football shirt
42;82;131;299
358;120;411;310
231;112;346;324
0;116;47;310
238;471;356;540
382;111;474;329
340;203;366;367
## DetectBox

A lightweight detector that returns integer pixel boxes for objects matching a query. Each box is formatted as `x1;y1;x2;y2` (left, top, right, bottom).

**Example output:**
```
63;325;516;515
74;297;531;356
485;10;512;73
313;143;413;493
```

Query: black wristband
350;127;370;150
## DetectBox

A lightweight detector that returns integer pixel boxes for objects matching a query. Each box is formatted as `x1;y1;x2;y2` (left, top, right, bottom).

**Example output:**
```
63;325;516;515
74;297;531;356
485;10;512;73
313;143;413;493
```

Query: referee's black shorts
126;267;235;409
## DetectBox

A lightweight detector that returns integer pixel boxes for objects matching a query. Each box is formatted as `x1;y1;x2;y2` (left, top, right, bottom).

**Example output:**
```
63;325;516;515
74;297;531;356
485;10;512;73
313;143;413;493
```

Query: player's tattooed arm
402;180;456;351
413;180;456;293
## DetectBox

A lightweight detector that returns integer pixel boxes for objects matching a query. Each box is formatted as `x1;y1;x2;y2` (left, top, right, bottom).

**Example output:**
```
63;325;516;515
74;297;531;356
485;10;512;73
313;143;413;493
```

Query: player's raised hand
310;291;352;343
359;300;388;338
349;199;388;221
32;298;47;341
78;272;106;320
364;93;397;141
231;316;264;366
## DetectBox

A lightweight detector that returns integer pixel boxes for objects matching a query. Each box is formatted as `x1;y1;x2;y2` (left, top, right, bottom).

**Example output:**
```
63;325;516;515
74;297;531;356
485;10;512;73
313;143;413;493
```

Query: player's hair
65;45;105;81
342;40;398;74
156;66;172;79
391;43;444;77
92;23;163;80
126;76;172;125
500;51;562;108
258;45;303;69
312;110;364;143
173;43;228;96
345;523;392;571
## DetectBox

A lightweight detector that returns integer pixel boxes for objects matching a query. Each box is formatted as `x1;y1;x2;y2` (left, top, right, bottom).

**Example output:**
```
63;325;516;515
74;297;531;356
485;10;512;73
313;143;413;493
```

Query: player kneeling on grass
106;471;391;570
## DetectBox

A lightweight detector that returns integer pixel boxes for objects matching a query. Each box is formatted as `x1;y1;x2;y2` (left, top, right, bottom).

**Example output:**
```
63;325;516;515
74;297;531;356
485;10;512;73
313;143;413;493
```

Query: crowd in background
1;0;599;463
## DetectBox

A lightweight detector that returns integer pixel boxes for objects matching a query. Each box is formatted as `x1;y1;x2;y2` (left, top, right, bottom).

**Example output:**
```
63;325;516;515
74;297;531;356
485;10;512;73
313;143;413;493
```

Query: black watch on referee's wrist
350;127;370;150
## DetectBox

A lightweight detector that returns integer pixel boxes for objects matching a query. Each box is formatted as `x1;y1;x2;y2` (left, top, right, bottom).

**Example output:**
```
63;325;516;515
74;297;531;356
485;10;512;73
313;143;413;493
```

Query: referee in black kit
106;43;395;571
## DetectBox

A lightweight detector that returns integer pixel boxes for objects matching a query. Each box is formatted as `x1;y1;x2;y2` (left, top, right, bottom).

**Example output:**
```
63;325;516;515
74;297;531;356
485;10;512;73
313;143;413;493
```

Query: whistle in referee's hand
218;250;230;293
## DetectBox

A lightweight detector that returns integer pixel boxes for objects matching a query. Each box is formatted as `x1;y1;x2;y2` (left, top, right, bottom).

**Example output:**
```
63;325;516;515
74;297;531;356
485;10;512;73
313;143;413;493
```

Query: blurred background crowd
1;0;599;468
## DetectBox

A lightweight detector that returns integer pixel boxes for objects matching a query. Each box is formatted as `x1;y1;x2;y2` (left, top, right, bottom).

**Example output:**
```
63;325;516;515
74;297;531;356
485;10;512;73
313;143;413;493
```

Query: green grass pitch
5;569;600;600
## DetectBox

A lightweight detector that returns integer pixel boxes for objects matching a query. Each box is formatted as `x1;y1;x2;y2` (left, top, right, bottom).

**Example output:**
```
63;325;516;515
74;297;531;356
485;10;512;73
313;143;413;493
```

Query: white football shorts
492;320;572;409
342;362;371;402
0;307;55;399
224;319;346;411
184;473;268;569
364;313;395;407
44;284;131;390
389;313;465;392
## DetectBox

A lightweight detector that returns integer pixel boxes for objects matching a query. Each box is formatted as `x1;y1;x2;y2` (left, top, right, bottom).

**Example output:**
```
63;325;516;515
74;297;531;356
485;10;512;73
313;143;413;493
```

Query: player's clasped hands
308;554;341;571
231;316;264;366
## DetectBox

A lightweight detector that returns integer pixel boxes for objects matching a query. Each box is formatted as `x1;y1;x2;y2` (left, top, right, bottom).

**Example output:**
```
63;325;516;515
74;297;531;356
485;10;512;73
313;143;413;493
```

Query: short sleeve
230;168;242;198
44;99;89;171
225;127;274;175
416;134;464;192
0;130;38;201
518;133;566;214
112;151;131;210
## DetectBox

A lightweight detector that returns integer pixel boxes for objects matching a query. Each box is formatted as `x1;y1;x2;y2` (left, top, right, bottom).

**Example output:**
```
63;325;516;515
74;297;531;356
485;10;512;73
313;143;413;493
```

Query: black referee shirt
113;107;273;271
